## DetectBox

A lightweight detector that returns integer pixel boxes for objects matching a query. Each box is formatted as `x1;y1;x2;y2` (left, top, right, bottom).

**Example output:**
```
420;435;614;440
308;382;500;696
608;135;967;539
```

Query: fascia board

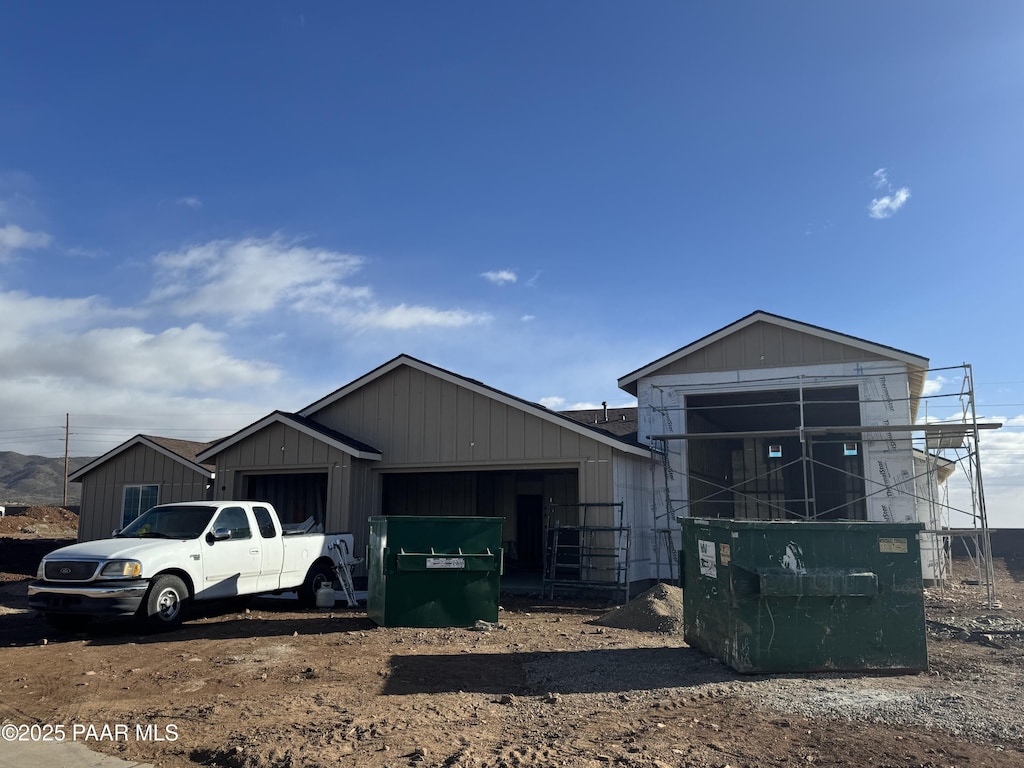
618;311;929;392
69;436;214;482
195;414;381;463
302;355;649;458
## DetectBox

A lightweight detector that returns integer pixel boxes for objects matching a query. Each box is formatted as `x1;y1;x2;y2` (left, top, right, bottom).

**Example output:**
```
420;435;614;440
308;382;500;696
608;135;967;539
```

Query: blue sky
1;3;1021;526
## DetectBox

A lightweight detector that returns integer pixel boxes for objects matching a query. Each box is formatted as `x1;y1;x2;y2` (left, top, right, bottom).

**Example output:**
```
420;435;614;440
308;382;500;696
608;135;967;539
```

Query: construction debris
592;582;683;633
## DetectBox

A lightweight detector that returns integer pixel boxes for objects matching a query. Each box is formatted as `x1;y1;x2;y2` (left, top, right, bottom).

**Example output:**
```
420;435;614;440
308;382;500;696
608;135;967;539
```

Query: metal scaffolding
645;364;1000;607
543;502;630;603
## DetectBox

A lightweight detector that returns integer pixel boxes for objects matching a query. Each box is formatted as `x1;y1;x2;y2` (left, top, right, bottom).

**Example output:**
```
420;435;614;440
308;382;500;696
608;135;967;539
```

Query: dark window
123;484;159;527
252;506;277;539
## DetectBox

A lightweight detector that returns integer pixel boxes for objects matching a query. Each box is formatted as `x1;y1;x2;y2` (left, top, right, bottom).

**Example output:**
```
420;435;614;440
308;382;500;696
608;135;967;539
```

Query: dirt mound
0;506;79;537
592;582;683;633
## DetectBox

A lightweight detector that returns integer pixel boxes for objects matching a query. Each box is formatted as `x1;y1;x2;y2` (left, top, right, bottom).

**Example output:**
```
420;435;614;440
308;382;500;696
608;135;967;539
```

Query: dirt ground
1;512;1022;768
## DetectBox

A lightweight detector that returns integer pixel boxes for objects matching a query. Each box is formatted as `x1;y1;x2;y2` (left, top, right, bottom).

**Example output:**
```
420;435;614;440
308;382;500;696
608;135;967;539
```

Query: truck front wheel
141;575;189;631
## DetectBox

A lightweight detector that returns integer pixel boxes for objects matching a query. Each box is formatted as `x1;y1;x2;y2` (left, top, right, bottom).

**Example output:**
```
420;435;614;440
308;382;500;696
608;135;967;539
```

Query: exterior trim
69;435;214;483
617;310;930;394
299;355;651;459
196;411;383;463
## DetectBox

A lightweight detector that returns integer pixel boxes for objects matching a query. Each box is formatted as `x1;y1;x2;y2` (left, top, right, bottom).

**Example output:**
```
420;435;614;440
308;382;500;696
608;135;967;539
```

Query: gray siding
200;364;647;578
653;321;889;377
307;365;626;554
311;364;618;496
77;444;209;542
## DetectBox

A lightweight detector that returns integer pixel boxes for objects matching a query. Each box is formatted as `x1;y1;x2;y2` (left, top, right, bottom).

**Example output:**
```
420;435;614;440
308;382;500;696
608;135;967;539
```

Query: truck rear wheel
141;575;189;631
298;562;335;608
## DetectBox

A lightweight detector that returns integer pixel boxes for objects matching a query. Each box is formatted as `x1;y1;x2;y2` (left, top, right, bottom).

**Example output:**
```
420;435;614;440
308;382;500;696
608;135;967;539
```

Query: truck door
201;506;262;598
252;505;285;592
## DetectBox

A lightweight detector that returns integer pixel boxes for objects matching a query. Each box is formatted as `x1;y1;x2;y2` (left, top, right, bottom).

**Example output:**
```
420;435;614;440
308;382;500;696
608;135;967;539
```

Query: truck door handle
249;548;260;555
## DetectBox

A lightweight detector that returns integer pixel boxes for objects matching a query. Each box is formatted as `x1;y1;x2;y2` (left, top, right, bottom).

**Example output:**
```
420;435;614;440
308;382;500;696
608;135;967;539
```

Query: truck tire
298;562;335;608
141;575;189;631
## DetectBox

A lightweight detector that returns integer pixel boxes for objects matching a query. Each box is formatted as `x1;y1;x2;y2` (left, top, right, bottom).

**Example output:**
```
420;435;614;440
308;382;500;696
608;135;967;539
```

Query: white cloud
151;235;490;331
343;304;491;331
176;196;203;209
0;290;277;391
482;270;517;285
151;236;364;319
66;246;106;259
0;288;288;455
867;167;911;219
0;223;52;259
922;376;947;397
868;188;911;219
539;396;566;409
942;419;1024;529
521;315;536;322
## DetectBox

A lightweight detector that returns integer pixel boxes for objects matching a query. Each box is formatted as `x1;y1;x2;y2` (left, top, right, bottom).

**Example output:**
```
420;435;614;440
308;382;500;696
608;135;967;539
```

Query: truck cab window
213;507;251;539
253;506;277;539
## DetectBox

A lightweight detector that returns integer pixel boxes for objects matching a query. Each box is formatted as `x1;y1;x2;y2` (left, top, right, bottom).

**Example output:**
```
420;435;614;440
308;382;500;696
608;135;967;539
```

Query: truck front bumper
28;580;149;616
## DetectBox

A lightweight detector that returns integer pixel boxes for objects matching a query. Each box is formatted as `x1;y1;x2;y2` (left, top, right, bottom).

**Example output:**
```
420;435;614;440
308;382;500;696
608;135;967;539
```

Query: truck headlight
36;561;46;580
99;560;143;579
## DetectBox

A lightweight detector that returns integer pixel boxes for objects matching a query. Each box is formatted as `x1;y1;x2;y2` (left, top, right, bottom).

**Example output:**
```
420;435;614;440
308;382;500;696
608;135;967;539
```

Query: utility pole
63;413;69;507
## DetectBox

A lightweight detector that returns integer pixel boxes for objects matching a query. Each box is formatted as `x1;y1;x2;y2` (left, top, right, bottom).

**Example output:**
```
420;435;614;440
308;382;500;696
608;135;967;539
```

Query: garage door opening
244;472;328;528
381;468;579;575
685;386;866;520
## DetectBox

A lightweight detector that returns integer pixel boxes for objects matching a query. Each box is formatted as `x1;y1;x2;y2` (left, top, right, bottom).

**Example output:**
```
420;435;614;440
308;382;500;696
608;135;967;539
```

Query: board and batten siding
314;366;613;470
311;364;623;521
77;444;210;542
651;320;890;377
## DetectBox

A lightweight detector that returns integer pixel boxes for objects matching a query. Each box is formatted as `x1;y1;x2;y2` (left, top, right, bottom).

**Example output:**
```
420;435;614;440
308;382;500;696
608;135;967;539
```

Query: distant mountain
0;452;96;506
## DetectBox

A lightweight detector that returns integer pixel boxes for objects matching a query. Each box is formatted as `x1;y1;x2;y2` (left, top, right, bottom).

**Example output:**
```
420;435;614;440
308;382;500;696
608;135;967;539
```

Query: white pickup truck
28;501;353;631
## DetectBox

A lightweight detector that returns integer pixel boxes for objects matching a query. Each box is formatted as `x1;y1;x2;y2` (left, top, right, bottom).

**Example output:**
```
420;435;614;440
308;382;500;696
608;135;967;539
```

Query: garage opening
244;472;328;528
381;468;579;575
685;386;866;520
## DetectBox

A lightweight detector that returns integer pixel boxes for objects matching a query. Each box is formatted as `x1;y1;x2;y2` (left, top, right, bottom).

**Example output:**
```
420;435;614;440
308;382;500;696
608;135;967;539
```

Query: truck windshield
117;506;218;539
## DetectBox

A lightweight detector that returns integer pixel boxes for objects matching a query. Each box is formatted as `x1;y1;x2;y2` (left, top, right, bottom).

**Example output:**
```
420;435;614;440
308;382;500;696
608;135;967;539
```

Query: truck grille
44;561;100;581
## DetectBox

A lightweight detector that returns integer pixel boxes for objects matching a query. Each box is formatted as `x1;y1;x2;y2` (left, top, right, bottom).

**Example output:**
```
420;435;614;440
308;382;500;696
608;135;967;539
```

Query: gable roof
69;435;215;483
300;354;651;457
195;411;383;463
617;311;930;417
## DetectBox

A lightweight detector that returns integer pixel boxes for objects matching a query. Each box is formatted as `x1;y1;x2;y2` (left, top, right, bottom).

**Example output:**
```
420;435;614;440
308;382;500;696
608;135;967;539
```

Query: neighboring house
71;311;952;586
70;435;214;542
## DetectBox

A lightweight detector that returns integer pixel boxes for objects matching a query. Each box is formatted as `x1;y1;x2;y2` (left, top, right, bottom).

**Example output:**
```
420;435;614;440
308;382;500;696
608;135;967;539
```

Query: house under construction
617;311;998;594
71;310;998;600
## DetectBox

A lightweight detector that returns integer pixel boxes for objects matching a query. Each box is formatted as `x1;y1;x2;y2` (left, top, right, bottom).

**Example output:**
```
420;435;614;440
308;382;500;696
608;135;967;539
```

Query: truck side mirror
207;528;232;544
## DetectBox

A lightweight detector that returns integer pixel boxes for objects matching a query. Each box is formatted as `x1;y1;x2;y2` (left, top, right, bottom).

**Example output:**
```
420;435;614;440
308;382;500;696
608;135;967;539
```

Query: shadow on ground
0;599;374;648
383;645;733;696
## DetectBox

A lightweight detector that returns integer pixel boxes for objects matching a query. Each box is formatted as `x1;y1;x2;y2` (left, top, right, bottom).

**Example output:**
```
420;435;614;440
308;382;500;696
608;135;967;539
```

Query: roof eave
618;311;930;395
68;435;214;483
195;412;382;463
302;355;651;458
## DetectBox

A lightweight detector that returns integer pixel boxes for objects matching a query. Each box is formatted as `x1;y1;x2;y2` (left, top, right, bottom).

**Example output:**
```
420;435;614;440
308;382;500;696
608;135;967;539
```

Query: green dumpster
367;516;504;628
679;518;927;673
